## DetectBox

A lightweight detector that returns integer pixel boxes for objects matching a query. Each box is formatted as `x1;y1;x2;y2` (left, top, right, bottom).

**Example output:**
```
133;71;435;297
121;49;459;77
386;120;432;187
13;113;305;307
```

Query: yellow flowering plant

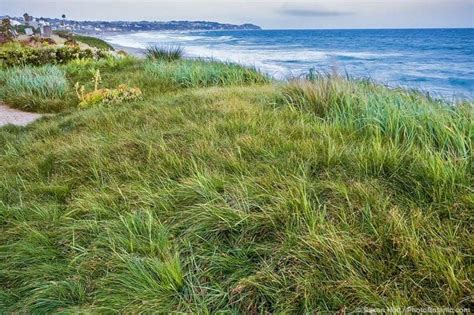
75;69;142;108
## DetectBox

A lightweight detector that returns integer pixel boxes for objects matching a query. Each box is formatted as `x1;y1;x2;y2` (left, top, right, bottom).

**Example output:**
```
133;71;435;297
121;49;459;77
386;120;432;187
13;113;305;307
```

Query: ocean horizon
103;28;474;100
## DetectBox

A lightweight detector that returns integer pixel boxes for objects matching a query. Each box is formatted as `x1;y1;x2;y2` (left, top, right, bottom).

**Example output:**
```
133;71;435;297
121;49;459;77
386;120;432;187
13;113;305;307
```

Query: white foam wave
331;51;402;59
104;31;404;78
104;34;148;49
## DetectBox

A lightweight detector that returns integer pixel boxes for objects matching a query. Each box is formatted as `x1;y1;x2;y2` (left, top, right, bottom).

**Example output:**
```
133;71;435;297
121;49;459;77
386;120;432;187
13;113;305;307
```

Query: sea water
104;28;474;99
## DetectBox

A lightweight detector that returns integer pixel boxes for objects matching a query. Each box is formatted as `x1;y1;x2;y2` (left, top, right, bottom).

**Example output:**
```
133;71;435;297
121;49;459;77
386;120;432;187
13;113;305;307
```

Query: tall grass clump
0;65;72;112
145;59;269;88
282;76;471;154
282;76;472;203
145;45;184;62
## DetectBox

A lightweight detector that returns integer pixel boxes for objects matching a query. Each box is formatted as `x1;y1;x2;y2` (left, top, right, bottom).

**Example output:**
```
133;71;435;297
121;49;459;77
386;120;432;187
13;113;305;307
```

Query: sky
1;0;473;29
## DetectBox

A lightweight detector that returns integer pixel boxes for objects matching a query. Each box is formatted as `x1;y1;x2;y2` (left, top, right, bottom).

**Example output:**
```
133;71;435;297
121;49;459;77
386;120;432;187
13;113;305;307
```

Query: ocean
104;28;474;99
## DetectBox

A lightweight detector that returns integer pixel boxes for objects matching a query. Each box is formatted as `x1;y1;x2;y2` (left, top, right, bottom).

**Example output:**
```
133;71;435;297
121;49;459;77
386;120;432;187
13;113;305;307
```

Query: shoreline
88;32;146;56
111;42;146;56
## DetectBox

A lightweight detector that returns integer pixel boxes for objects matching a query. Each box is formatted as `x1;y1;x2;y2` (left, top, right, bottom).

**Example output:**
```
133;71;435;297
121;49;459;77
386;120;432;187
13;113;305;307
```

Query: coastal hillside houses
1;15;261;35
0;15;54;38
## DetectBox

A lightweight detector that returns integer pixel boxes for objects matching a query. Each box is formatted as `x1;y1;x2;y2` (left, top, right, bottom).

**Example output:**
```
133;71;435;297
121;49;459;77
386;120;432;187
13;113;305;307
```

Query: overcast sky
2;0;473;29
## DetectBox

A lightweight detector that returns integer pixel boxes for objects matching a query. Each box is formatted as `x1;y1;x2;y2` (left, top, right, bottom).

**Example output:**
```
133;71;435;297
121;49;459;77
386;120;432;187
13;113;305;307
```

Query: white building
9;19;22;27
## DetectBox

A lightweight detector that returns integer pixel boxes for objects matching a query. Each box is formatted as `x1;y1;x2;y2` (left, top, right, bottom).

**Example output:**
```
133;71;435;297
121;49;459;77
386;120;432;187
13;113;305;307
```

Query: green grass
145;59;269;88
73;34;115;51
54;31;115;51
0;65;72;113
0;56;472;313
145;45;184;61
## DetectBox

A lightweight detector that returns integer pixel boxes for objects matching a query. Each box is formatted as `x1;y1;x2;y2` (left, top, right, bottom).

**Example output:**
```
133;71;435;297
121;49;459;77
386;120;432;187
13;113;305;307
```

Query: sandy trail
0;104;45;127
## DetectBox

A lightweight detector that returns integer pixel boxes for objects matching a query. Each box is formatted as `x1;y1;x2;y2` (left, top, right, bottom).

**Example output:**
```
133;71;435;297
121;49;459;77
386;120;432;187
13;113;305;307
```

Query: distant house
37;19;52;37
29;20;39;29
9;19;22;27
40;25;52;37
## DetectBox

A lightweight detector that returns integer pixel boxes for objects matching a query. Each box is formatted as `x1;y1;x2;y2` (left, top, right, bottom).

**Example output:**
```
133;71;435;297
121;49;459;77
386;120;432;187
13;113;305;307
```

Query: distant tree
23;13;30;25
61;14;66;28
0;18;15;43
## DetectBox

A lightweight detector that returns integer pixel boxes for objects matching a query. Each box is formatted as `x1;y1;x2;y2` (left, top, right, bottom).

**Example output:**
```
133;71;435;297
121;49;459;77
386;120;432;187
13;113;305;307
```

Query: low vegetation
0;44;472;313
0;42;108;67
55;31;115;51
73;34;115;51
145;45;184;61
0;65;71;112
145;59;269;88
76;70;142;108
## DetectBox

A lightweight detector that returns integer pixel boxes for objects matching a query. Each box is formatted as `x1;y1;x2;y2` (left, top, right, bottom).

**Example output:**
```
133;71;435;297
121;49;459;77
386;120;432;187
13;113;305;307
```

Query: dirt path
0;104;45;127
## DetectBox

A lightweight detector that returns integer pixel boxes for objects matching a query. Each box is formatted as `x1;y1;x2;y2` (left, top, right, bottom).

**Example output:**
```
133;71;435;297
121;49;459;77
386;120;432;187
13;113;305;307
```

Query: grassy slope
0;57;472;313
54;31;115;51
73;34;115;51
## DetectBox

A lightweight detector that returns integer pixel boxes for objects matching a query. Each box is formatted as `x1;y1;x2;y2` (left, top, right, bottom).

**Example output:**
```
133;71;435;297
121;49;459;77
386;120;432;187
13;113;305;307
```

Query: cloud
280;7;352;17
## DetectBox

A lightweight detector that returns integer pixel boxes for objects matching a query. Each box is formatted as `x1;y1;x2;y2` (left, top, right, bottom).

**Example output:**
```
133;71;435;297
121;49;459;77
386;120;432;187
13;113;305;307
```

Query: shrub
0;18;15;43
145;45;183;62
54;30;71;39
144;59;269;88
76;85;142;108
26;36;57;46
0;43;108;67
0;34;9;45
64;38;78;47
0;65;71;112
14;24;27;35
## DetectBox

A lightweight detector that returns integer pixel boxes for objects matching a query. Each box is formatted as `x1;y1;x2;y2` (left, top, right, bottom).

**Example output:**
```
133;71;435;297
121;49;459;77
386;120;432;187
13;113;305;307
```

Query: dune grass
145;59;269;88
145;45;184;61
0;65;72;113
0;56;472;313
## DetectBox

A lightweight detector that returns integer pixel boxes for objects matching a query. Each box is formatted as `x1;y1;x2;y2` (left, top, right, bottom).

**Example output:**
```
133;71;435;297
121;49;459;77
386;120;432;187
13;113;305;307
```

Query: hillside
0;47;472;313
